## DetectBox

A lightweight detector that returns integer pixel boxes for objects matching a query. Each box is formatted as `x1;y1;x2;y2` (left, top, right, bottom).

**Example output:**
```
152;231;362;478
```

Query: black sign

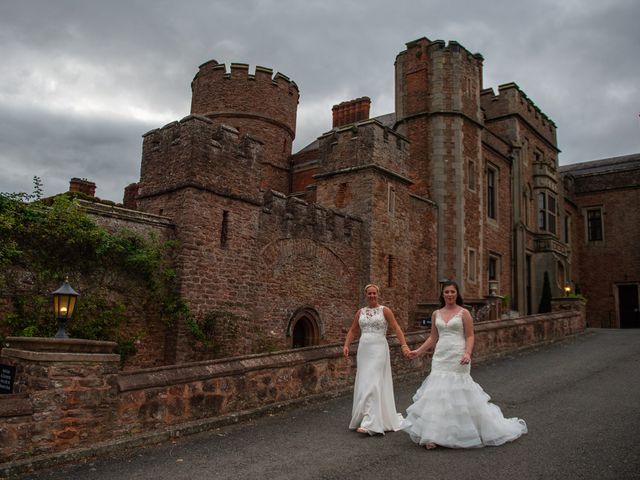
0;364;16;394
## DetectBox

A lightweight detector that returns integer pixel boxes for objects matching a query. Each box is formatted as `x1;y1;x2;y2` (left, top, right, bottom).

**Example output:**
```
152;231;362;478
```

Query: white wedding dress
349;305;404;434
404;309;527;448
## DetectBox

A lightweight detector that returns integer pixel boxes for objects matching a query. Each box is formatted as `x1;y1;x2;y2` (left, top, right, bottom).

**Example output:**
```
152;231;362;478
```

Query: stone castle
94;35;637;361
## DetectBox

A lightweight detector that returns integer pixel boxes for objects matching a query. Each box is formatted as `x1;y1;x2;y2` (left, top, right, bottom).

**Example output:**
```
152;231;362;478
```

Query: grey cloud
0;105;151;200
0;0;637;200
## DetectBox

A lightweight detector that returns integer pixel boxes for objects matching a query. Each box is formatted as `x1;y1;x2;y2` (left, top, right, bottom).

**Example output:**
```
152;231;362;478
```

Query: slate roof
559;153;640;177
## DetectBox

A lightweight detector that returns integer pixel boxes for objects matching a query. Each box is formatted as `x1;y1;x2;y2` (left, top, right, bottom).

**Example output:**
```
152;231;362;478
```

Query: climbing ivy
0;178;177;360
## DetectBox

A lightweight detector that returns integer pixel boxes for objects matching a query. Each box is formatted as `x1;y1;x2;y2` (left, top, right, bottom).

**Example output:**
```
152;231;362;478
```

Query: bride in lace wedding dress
343;284;411;435
404;280;527;449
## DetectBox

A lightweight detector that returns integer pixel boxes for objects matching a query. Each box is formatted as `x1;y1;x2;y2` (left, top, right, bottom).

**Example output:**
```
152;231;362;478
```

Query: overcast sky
1;0;638;202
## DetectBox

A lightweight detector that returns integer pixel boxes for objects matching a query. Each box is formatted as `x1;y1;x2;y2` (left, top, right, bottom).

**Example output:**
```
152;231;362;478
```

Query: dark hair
439;280;465;307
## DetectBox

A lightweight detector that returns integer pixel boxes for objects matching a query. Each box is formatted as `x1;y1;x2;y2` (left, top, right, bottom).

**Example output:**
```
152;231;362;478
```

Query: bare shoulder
460;308;474;322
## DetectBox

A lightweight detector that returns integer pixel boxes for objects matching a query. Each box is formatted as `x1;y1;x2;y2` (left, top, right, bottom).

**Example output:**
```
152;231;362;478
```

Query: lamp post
52;278;79;339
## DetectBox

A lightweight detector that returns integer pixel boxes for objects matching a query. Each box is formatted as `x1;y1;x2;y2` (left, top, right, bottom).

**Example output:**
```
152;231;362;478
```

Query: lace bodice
432;309;469;374
359;306;388;335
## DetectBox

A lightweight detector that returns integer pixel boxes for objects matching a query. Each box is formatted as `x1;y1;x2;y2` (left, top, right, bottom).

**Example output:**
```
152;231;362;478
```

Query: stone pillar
0;337;119;462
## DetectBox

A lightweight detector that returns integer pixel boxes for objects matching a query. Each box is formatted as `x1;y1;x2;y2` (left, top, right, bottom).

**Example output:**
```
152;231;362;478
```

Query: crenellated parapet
261;190;361;243
137;115;263;203
481;83;557;146
316;119;410;180
395;37;484;122
190;60;299;138
190;60;299;192
406;37;484;63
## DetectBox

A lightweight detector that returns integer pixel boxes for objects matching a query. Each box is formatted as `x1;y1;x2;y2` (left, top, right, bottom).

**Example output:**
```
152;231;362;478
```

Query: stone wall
566;166;640;327
1;302;584;475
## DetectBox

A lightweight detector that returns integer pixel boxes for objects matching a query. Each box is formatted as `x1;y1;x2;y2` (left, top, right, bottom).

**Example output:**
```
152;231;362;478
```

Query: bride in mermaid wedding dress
343;284;411;435
404;280;527;449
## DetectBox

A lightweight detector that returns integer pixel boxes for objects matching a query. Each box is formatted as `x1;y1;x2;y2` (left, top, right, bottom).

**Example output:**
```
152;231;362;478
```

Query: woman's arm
408;311;439;359
383;306;410;357
343;309;361;358
460;308;474;365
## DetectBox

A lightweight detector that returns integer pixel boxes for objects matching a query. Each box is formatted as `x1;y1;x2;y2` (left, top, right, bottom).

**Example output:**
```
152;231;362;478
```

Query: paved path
20;329;640;480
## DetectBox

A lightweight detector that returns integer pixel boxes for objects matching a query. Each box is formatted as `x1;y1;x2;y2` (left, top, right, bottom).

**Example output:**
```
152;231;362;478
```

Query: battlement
262;190;361;242
190;60;299;129
190;59;299;191
139;115;262;201
481;83;557;145
402;37;484;64
193;60;299;93
317;119;410;179
395;36;484;122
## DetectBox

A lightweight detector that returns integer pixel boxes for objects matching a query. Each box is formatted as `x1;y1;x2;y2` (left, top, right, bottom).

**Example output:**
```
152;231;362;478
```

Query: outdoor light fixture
52;278;79;339
564;284;572;296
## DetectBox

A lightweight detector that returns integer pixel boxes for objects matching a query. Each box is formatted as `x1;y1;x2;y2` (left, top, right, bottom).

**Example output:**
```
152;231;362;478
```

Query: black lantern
52;278;79;339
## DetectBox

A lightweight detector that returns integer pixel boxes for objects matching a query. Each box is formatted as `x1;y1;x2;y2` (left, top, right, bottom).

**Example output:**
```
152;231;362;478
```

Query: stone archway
287;307;322;348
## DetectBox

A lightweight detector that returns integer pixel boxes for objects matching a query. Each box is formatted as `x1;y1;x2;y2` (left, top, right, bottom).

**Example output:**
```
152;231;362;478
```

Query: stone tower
394;38;485;297
136;62;299;362
190;61;300;193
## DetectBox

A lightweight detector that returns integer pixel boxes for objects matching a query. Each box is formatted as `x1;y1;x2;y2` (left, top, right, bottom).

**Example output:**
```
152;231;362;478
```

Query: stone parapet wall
1;303;584;475
481;83;557;146
0;338;119;467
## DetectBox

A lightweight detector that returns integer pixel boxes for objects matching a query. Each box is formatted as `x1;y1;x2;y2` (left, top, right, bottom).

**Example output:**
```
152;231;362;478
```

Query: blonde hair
364;283;380;294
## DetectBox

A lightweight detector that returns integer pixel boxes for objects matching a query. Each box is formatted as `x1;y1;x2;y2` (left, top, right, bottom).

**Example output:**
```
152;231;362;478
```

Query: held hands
406;349;420;360
460;352;471;365
401;344;411;359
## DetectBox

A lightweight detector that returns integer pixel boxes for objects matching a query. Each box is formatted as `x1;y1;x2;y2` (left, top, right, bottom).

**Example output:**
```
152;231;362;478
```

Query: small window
468;160;476;191
220;210;229;248
387;255;395;288
534;151;542;163
537;191;557;235
548;195;557;235
387;184;396;217
488;256;498;281
538;192;546;231
468;249;477;282
564;215;571;244
487;167;497;220
586;208;603;242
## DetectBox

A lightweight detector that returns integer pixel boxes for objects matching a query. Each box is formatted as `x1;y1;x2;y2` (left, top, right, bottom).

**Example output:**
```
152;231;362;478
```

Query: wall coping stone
3;336;118;354
118;343;344;392
1;348;120;364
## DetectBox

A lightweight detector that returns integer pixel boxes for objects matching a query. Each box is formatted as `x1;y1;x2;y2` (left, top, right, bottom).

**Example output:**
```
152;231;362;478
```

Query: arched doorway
287;307;322;348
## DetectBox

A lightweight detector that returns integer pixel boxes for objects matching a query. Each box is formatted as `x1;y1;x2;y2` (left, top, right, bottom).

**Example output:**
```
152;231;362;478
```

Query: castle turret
190;61;299;193
394;37;485;297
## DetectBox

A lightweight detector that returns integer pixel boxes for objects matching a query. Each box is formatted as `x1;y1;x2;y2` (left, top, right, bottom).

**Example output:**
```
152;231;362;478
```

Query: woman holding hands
403;280;527;449
343;283;410;435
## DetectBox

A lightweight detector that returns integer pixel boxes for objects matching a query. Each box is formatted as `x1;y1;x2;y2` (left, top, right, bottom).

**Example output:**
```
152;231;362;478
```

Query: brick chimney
332;96;371;128
69;178;96;197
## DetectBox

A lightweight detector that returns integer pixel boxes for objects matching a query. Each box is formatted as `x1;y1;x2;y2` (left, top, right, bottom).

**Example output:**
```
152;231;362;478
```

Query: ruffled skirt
404;371;527;448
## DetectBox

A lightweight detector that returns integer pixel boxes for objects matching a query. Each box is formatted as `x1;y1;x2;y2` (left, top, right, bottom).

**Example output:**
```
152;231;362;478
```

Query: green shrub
0;178;178;354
